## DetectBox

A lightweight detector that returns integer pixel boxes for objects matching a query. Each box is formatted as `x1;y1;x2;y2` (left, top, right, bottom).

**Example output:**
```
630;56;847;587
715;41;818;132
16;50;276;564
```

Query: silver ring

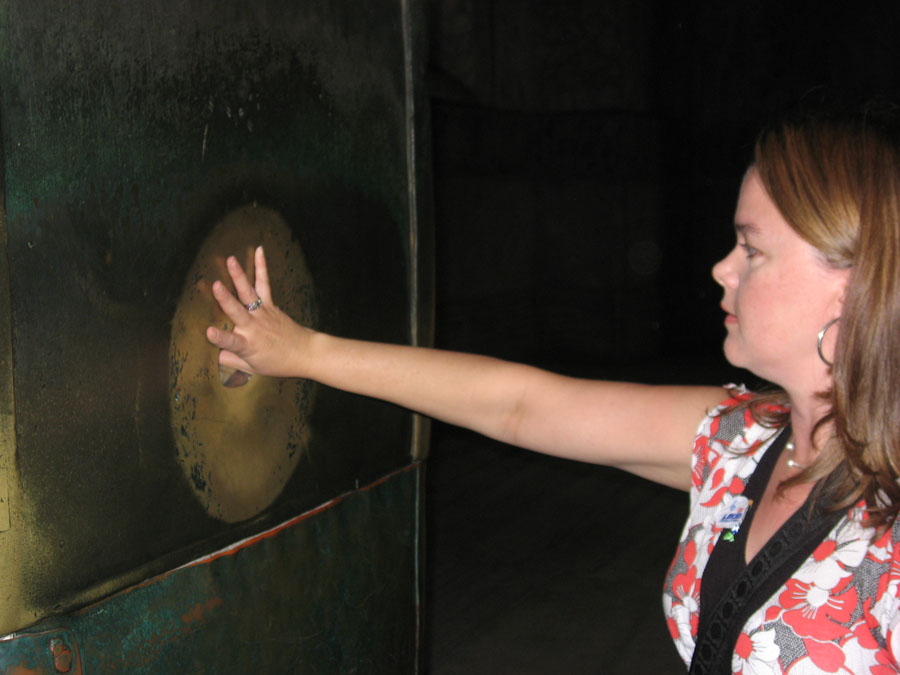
246;298;263;312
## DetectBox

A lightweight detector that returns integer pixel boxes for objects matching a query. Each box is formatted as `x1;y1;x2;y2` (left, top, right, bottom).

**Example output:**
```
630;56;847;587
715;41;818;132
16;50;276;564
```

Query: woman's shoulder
697;386;788;445
690;386;787;490
697;386;756;440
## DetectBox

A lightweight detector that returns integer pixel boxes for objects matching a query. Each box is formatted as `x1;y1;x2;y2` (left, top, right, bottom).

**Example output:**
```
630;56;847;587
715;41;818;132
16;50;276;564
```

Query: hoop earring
816;318;839;367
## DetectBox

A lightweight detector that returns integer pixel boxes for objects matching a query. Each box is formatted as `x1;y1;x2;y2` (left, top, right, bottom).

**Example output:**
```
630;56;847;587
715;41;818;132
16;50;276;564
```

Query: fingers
227;255;260;308
211;280;251;325
205;245;272;372
217;348;253;374
206;324;244;352
207;309;256;374
254;246;273;305
223;246;271;310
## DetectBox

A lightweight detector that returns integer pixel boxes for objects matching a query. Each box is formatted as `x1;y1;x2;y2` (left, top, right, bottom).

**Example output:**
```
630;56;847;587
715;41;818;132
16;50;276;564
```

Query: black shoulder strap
688;471;845;673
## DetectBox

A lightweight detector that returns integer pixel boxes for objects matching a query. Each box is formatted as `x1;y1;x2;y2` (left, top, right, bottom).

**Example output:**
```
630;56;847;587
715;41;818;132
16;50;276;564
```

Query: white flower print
793;523;869;590
837;636;891;675
891;622;900;665
731;628;780;675
873;564;900;646
663;595;695;663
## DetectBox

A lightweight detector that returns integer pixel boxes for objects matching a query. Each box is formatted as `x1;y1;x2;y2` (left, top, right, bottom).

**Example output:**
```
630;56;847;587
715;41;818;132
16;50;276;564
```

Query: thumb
218;349;254;374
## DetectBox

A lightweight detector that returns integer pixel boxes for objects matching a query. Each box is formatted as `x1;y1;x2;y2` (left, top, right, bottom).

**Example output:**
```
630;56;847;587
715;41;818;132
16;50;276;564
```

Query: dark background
422;2;900;672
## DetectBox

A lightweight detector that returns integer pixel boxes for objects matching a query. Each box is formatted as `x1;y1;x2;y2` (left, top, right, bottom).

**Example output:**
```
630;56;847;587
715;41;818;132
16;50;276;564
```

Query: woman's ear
830;266;852;317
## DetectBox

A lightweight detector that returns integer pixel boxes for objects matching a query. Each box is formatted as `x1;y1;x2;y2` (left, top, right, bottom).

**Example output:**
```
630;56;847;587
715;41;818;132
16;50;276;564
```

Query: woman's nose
712;250;737;289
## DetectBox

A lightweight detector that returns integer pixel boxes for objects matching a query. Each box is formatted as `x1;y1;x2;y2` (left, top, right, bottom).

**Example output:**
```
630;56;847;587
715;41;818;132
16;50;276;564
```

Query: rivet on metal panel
49;636;73;673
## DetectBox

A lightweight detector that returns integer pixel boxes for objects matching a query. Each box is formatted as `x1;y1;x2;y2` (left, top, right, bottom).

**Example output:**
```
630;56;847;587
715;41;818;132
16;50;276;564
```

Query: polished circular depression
169;204;316;522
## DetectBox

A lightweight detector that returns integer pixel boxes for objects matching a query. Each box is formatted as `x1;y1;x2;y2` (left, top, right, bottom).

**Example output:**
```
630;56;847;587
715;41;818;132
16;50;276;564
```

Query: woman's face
711;168;849;390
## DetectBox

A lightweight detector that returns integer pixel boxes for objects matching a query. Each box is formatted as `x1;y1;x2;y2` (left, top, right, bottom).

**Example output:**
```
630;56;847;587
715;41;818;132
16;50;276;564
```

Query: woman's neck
786;393;831;464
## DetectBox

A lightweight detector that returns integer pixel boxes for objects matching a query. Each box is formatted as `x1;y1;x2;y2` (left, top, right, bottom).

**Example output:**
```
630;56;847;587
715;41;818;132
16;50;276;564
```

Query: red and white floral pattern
663;390;900;673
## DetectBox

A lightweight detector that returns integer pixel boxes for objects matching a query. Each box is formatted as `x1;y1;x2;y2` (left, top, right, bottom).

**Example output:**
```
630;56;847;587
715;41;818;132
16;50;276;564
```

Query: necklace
785;438;808;470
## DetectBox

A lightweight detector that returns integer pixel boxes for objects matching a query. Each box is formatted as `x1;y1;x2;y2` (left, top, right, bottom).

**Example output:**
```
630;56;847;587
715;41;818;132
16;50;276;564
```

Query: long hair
750;99;900;531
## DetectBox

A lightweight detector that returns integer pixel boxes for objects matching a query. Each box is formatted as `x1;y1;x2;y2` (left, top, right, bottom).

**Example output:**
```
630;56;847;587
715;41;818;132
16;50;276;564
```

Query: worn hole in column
218;364;252;388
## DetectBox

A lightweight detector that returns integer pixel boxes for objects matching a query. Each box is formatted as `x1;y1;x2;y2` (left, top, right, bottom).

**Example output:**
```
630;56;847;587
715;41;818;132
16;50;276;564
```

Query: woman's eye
740;243;759;258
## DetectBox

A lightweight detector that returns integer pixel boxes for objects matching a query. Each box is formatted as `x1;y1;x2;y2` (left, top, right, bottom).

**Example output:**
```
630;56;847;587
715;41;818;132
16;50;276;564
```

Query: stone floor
423;423;690;674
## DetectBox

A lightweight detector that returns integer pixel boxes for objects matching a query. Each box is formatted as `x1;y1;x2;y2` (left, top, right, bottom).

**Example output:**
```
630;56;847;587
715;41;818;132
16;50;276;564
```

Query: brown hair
749;99;900;531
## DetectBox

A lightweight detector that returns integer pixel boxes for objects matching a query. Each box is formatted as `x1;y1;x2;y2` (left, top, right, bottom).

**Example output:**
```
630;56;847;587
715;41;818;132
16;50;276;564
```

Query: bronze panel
0;0;432;636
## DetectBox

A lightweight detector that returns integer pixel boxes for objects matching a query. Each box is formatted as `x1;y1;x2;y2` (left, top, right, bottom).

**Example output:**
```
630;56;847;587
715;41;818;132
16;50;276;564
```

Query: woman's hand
206;246;313;378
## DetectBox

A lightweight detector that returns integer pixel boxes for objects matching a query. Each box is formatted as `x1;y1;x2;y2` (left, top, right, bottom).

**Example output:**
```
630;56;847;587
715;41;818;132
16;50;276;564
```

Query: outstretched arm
206;247;726;490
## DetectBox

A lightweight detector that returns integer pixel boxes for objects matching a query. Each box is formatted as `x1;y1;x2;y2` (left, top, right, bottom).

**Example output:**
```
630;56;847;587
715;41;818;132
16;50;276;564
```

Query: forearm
297;333;719;489
302;332;536;441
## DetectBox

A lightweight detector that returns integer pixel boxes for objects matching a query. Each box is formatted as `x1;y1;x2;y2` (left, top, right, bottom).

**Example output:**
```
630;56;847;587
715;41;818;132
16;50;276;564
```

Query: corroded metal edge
0;89;27;634
403;3;432;669
403;0;434;466
0;93;14;532
1;463;424;672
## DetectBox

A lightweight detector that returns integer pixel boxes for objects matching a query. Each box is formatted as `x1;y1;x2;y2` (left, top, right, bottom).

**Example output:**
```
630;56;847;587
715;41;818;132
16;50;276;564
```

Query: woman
206;103;900;673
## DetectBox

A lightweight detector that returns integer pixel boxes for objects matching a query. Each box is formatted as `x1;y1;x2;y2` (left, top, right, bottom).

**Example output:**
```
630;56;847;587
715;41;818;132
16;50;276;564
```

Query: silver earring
817;318;839;367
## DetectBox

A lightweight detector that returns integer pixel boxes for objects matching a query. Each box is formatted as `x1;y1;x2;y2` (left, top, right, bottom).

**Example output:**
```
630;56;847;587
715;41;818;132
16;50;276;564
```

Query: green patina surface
0;2;409;228
0;465;422;673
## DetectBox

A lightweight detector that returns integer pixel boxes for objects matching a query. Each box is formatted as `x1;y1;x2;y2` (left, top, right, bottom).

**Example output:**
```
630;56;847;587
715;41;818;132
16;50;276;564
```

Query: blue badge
716;495;753;541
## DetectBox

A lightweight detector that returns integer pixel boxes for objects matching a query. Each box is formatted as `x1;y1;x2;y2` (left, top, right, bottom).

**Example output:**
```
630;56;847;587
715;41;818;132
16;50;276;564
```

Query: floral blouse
662;390;900;674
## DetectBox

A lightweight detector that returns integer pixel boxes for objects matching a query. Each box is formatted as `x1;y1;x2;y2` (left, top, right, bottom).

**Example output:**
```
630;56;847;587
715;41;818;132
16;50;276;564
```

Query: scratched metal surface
0;466;422;673
0;0;431;644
